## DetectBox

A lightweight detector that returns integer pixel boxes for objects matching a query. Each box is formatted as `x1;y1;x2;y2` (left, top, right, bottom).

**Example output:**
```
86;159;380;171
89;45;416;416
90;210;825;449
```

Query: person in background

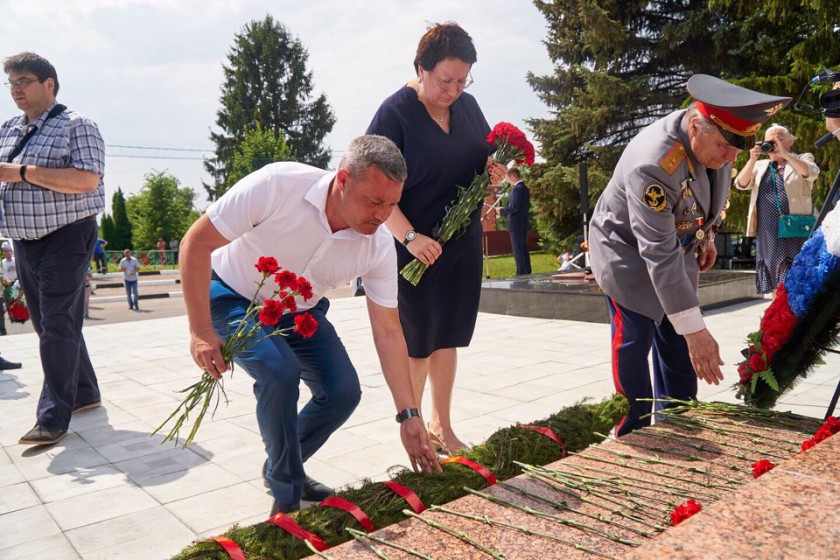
498;167;531;275
119;249;140;310
93;236;107;274
366;22;507;454
0;241;14;335
170;236;179;264
0;52;103;445
734;124;819;296
157;237;167;265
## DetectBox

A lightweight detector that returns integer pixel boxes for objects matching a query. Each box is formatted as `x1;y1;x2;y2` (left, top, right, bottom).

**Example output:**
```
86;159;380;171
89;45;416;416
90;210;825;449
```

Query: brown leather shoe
19;425;67;445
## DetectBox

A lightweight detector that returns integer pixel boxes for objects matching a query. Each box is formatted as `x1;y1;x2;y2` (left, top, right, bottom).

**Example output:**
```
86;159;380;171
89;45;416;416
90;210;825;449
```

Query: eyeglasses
3;77;40;89
427;69;473;92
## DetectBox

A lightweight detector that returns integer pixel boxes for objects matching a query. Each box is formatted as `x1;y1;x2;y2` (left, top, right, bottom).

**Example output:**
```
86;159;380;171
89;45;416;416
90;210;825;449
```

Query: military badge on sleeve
642;183;667;212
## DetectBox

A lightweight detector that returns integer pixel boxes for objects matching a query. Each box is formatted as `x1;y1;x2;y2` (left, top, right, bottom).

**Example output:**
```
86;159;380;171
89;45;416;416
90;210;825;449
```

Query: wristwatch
395;408;421;423
402;230;417;246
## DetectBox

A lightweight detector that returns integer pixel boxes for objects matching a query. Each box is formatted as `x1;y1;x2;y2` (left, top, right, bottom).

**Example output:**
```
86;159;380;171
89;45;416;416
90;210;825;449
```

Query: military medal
696;229;706;240
695;217;704;227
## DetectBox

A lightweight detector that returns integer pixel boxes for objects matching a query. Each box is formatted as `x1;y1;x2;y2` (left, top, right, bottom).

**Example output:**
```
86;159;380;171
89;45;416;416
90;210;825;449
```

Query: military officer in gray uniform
589;74;791;436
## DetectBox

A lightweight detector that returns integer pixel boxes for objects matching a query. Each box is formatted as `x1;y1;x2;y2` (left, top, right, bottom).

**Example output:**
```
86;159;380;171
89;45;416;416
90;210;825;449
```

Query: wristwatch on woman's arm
402;230;416;246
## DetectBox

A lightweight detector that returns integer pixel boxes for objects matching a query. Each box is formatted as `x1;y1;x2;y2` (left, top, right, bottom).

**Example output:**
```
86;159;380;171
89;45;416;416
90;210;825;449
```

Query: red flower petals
800;416;840;452
670;499;702;526
274;270;298;290
258;300;284;326
255;256;280;275
751;459;775;478
294;313;318;338
296;278;314;301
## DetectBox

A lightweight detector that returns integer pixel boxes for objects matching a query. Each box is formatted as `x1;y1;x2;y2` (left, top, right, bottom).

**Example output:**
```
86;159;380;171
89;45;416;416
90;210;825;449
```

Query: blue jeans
124;279;139;308
210;277;361;504
607;297;697;436
14;219;100;430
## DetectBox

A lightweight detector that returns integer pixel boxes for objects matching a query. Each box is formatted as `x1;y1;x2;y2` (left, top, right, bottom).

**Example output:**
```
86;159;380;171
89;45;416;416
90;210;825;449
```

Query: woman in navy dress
367;23;506;454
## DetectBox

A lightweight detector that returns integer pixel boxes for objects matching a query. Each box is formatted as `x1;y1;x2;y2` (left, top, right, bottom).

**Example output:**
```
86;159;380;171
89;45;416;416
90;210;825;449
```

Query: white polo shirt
207;162;398;310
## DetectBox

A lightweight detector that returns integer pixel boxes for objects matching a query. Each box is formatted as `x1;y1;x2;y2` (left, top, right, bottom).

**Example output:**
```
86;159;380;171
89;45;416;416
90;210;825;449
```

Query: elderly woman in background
366;22;506;454
735;124;820;296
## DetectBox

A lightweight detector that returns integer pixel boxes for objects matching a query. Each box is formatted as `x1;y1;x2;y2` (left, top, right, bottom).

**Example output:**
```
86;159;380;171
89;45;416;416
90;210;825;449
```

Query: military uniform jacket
589;110;730;323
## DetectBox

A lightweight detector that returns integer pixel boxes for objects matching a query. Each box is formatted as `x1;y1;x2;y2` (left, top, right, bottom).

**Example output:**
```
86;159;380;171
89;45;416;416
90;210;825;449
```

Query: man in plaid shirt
0;52;105;445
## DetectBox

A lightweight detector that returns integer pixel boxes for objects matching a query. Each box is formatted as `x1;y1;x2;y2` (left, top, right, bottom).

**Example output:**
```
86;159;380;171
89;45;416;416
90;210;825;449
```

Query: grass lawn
483;251;558;279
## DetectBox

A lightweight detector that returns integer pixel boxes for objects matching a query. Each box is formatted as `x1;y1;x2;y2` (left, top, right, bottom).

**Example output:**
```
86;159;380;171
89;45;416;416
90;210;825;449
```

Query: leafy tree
204;15;336;200
99;213;115;248
227;124;296;187
111;187;133;251
126;172;198;249
526;0;838;253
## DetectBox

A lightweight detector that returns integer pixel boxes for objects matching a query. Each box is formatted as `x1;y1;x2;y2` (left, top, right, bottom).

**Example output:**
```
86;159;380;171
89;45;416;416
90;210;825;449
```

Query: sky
0;0;555;211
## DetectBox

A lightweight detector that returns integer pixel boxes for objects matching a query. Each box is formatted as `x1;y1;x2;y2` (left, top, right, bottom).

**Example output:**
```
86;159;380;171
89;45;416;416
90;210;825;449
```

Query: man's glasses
428;70;473;92
3;77;40;89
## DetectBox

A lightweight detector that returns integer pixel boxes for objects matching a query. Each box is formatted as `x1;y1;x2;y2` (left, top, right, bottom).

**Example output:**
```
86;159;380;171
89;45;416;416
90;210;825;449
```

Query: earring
418;77;423;84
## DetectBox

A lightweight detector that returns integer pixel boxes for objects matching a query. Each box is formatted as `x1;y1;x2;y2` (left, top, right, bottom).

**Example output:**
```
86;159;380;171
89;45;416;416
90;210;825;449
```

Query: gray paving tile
45;484;159;531
0;533;80;560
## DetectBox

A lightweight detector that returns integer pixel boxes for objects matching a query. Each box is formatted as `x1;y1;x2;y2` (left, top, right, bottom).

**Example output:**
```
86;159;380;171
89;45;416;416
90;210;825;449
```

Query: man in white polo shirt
180;135;440;516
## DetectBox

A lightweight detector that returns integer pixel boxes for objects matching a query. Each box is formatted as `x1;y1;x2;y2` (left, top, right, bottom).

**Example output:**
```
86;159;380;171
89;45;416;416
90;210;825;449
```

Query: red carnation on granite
670;499;702;526
800;416;840;452
294;313;318;338
751;459;775;478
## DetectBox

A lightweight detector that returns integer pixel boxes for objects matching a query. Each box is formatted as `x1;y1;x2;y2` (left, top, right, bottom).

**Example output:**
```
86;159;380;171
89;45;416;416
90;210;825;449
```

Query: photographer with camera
735;124;819;297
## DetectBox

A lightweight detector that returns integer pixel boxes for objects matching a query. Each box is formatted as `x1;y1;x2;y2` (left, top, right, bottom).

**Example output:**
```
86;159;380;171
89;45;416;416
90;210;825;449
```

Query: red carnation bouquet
154;256;318;447
3;284;29;323
400;122;536;285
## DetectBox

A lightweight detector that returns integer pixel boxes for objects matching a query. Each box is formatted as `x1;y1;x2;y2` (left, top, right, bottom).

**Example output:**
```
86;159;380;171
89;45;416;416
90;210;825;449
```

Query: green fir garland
171;393;629;559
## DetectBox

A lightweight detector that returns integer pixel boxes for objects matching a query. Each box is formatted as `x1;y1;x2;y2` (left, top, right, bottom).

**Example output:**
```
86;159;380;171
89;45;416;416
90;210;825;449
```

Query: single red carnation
296;277;314;301
294;312;318;338
8;303;29;321
274;270;298;290
748;353;766;372
258;300;284;326
255;257;280;275
801;438;817;452
751;459;775;478
283;295;298;313
738;363;752;381
670;499;702;526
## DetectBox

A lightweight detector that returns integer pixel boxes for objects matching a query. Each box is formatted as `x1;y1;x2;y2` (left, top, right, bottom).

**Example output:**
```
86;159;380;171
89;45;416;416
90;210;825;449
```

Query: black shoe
270;500;300;517
19;425;67;445
0;356;22;370
302;476;334;502
0;331;7;336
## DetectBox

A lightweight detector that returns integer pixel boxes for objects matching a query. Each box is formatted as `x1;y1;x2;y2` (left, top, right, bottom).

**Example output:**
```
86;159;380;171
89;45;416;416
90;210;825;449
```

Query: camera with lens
759;140;776;153
813;69;840;118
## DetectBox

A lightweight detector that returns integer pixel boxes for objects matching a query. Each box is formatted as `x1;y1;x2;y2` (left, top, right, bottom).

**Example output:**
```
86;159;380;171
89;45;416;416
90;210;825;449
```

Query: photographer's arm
735;145;761;189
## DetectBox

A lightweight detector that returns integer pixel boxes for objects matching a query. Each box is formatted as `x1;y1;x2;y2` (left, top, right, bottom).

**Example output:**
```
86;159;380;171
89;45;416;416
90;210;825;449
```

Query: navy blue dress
367;86;492;358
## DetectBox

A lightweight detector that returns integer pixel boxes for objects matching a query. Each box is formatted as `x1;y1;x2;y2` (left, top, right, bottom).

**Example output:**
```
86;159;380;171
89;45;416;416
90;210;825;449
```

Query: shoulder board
658;143;686;176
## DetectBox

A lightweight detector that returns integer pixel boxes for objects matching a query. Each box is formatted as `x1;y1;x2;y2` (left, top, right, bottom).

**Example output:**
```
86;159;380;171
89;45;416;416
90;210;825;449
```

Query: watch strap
395;407;421;423
19;165;27;182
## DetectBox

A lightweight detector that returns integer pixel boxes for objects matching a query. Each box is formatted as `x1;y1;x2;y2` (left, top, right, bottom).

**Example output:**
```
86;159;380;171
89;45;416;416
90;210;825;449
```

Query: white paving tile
0;482;40;514
0;533;80;560
0;505;62;549
45;484;159;531
166;482;271;534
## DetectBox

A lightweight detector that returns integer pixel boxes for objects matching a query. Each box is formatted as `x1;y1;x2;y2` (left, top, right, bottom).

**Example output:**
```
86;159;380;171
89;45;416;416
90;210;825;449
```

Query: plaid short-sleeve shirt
0;102;105;240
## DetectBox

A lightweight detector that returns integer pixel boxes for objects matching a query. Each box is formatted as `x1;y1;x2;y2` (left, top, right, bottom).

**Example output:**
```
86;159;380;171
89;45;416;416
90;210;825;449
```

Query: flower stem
346;528;433;560
304;539;335;559
463;488;640;547
589;447;747;485
431;505;619;559
497;481;654;537
402;510;506;559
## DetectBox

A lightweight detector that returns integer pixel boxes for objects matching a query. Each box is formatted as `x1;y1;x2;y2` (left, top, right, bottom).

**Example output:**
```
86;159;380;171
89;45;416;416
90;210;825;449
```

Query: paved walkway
0;296;838;559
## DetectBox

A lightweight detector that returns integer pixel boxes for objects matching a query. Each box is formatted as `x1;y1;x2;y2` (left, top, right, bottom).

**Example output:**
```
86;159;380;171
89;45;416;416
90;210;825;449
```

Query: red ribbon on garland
381;481;426;513
320;496;375;532
519;425;567;457
441;456;497;486
267;513;329;552
210;536;247;560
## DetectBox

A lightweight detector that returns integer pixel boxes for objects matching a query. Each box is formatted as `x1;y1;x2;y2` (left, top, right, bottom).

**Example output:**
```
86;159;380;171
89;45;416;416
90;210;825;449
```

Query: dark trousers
210;278;361;505
509;229;531;275
93;253;107;274
14;220;100;430
607;298;697;437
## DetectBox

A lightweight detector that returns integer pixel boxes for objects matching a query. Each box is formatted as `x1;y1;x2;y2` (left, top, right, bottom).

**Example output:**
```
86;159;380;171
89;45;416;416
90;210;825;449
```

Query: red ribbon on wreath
267;513;329;552
320;496;375;532
210;536;247;560
519;425;567;457
441;456;497;486
381;481;426;513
